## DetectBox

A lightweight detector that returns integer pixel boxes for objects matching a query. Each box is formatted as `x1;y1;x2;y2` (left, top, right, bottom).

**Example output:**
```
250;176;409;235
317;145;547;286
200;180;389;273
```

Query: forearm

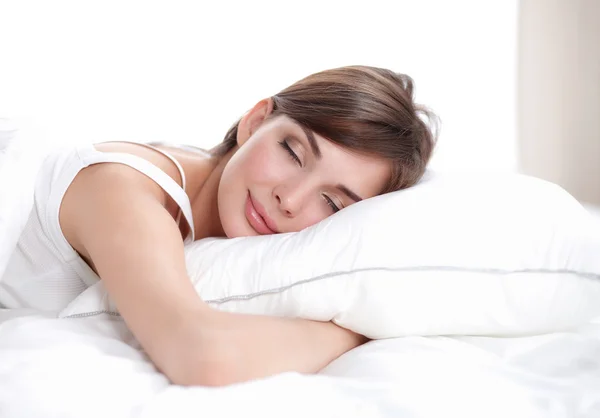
165;309;368;387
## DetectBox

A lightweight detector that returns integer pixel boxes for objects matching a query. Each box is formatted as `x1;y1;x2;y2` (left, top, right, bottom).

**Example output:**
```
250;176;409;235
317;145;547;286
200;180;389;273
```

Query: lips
245;192;278;235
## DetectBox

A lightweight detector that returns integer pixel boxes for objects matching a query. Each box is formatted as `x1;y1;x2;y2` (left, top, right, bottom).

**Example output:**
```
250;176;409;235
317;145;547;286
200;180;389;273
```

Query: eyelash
278;138;340;213
278;139;302;166
323;194;341;213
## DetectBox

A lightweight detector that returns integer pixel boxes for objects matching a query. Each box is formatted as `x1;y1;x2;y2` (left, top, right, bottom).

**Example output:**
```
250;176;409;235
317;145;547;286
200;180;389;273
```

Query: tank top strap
79;145;195;244
111;141;188;191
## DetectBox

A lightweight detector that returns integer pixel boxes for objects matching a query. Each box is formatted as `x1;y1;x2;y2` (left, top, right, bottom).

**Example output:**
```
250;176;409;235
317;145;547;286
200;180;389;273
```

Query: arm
171;308;368;386
61;163;366;386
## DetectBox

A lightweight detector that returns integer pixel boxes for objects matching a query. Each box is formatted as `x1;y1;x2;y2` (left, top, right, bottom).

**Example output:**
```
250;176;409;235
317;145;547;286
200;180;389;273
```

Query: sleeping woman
0;66;438;386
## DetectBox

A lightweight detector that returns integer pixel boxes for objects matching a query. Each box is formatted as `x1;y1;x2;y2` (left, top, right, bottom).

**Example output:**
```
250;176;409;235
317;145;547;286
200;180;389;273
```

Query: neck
189;149;235;240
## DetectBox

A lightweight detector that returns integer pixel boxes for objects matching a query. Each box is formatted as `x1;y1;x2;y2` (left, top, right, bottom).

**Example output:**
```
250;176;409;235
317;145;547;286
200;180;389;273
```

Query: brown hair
210;65;439;193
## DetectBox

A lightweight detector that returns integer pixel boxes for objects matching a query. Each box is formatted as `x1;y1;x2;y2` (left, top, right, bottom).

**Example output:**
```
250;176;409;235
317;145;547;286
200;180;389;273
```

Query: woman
1;66;438;386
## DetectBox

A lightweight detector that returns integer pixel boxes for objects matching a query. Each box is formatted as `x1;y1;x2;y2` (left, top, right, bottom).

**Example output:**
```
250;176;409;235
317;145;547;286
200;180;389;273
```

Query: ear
236;98;274;147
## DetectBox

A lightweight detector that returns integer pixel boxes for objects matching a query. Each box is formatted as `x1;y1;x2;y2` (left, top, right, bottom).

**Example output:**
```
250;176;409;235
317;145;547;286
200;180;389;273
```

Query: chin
219;213;256;239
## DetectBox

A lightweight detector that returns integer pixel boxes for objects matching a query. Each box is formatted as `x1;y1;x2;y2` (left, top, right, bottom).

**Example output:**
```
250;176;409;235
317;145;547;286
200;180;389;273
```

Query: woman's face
217;100;390;238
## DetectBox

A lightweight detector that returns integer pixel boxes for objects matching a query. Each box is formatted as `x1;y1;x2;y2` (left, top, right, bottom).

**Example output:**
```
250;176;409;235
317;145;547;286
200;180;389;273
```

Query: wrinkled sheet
0;310;599;418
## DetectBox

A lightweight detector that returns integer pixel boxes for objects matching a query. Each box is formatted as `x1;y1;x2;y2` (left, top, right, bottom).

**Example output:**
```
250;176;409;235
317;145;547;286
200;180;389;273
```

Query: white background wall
0;0;518;172
518;0;600;206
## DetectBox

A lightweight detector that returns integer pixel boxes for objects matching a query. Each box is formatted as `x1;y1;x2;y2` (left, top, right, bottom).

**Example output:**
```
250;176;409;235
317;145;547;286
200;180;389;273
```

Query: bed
2;122;600;417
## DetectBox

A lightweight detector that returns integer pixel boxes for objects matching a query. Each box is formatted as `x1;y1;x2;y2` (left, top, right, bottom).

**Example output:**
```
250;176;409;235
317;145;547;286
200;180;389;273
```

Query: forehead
317;137;390;198
273;115;391;198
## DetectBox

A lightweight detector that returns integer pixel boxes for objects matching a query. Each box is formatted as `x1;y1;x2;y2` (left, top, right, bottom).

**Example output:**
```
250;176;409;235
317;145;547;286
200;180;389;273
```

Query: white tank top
0;142;195;311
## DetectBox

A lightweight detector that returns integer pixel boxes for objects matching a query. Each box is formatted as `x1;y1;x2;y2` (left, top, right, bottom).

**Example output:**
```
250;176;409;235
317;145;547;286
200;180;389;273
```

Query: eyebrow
295;122;363;203
337;184;363;202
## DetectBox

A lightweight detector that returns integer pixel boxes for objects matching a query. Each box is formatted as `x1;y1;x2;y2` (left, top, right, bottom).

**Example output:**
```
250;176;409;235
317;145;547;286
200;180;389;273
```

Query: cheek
291;201;329;232
245;143;291;183
246;149;271;180
221;144;271;186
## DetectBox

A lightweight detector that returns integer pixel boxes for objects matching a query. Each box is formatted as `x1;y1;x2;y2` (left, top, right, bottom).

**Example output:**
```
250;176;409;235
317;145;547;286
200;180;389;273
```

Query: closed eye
278;139;302;166
323;194;341;213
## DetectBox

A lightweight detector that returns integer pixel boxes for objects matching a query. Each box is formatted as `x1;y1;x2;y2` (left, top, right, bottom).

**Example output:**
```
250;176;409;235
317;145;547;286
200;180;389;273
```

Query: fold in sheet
0;312;598;418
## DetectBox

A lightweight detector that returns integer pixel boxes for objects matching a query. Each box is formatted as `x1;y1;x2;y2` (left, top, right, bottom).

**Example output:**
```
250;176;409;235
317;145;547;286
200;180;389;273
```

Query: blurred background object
518;0;600;208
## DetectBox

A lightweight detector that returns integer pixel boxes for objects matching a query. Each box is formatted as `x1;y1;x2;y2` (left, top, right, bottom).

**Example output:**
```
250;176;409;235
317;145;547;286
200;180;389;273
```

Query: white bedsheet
0;310;599;418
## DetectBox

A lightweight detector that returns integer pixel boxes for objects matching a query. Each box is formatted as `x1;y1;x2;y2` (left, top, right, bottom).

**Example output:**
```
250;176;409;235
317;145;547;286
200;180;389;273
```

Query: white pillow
61;171;600;338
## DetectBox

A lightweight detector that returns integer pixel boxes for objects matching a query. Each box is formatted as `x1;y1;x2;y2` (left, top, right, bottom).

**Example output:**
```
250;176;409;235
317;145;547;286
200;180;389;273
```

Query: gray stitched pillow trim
63;266;599;320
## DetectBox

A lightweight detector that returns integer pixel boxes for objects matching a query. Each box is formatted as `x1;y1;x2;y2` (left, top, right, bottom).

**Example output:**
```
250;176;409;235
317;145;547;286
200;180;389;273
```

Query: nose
273;181;310;217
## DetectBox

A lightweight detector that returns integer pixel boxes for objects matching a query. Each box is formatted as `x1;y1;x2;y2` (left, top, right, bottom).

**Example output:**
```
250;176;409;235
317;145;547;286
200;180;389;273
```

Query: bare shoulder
59;142;188;269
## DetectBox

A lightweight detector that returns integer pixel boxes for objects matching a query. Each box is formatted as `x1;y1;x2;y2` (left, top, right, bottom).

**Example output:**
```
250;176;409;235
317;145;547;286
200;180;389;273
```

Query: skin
59;98;390;386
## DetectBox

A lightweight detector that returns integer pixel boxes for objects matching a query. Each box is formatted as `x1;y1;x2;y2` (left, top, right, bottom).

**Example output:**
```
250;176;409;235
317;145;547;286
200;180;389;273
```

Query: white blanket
1;310;599;418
